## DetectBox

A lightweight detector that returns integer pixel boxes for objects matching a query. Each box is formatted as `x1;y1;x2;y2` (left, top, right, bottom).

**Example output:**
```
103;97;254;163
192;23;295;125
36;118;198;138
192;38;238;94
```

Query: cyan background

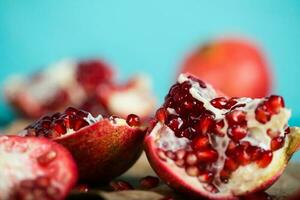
0;1;300;158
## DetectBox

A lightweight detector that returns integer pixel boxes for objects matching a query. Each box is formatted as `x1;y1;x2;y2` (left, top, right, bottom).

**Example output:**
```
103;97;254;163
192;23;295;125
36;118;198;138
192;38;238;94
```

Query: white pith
107;75;156;118
0;136;63;200
5;59;86;108
151;74;292;197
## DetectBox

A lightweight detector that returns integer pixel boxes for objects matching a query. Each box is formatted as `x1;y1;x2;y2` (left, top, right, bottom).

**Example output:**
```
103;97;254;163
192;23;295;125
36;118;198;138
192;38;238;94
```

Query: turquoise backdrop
0;1;300;157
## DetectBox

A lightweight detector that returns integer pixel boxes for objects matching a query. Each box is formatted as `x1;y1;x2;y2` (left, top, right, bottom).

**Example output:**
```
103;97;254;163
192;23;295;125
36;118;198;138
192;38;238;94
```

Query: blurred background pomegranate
181;38;272;98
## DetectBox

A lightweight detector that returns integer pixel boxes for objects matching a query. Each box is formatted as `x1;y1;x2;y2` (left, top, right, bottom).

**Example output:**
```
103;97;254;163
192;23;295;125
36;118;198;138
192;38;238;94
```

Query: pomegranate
181;38;272;98
96;75;156;119
144;74;300;199
0;135;78;200
5;59;155;121
109;180;134;191
5;59;113;118
139;176;160;189
20;107;146;183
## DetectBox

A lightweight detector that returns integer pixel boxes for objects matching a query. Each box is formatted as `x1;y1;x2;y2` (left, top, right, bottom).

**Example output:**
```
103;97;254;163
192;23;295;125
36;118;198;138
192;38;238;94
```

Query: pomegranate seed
185;166;199;177
71;116;89;131
227;141;237;152
236;148;251;166
197;115;214;134
255;105;271;124
227;126;248;142
175;159;185;167
157;149;167;161
210;97;228;109
257;151;273;168
213;120;225;137
185;152;198;165
225;98;238;109
220;169;230;183
271;136;285;151
126;114;141;126
226;110;247;127
139;176;160;189
37;150;57;166
51;121;66;135
109;180;133;191
191;136;210;150
196;149;218;162
156;108;167;123
168;118;180;132
266;95;284;114
175;149;186;160
41;120;51;129
224;158;239;172
166;151;176;160
198;170;213;183
247;146;263;161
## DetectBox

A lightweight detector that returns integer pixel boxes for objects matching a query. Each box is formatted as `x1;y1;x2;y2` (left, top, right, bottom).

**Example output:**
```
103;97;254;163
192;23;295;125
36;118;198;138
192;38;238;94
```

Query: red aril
180;38;272;98
20;107;146;183
0;135;78;200
144;74;300;199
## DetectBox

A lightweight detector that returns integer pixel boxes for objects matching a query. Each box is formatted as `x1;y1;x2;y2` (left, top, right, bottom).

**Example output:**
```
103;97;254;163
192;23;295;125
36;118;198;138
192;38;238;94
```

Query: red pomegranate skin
181;38;272;98
54;119;146;183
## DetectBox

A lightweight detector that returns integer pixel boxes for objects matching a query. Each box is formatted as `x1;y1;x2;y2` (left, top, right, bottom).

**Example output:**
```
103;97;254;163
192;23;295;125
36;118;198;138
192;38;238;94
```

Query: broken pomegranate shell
0;135;78;200
96;75;156;120
5;59;113;118
144;74;300;199
20;107;146;183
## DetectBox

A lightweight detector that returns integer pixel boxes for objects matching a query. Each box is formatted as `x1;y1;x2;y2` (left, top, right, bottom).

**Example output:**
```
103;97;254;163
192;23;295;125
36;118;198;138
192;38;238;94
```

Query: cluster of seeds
10;176;60;200
155;78;288;191
25;107;91;138
24;107;141;139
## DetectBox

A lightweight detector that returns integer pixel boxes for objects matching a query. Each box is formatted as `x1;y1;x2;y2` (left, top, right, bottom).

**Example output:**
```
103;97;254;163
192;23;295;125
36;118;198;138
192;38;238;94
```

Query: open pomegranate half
0;135;78;200
5;59;113;118
144;74;300;199
20;107;146;183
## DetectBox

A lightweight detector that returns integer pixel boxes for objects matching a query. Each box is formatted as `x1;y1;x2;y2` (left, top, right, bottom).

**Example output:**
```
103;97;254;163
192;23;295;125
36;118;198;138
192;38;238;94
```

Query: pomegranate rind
54;119;146;183
144;123;300;199
0;135;78;200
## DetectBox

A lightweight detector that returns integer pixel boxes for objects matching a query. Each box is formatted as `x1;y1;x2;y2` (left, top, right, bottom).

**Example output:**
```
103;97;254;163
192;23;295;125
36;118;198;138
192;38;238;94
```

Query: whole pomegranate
144;74;300;199
181;38;272;98
0;135;78;200
20;107;146;183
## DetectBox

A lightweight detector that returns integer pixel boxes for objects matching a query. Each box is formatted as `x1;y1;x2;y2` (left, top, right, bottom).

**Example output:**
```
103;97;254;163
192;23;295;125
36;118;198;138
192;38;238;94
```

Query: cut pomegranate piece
96;76;156;120
0;135;78;200
144;74;300;199
4;59;113;118
20;107;146;183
